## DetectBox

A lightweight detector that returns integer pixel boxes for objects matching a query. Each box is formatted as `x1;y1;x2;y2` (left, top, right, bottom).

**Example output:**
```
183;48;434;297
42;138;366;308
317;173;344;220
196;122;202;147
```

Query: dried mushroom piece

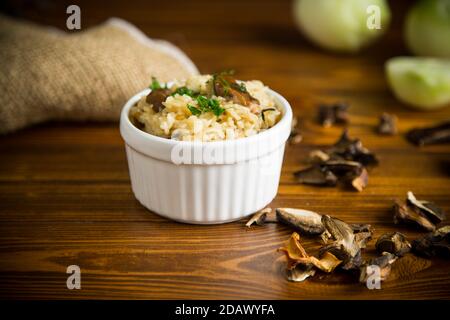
406;191;445;224
309;150;330;163
322;160;362;175
393;200;436;232
320;243;363;271
295;131;377;192
319;215;362;270
289;116;303;145
294;166;338;186
287;265;316;282
355;231;373;249
146;88;172;112
375;232;411;257
327;130;378;167
330;224;375;249
406;121;450;146
275;208;324;235
279;232;342;281
377;113;398;135
246;208;277;227
349;167;369;192
359;252;398;284
321;215;357;250
322;160;368;192
318;103;349;127
295;160;369;192
393;192;445;232
278;232;310;270
412;226;450;258
314;251;343;273
350;223;373;234
212;71;259;106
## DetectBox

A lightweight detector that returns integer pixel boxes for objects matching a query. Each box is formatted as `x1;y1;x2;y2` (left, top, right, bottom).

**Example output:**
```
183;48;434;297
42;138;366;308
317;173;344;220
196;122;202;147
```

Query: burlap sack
0;15;198;134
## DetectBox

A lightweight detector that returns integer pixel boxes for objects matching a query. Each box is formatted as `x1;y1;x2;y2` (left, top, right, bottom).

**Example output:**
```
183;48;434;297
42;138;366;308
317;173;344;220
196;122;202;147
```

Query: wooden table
1;0;449;299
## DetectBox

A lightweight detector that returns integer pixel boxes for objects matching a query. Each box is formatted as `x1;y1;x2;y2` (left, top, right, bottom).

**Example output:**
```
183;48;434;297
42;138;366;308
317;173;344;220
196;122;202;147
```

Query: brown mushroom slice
278;232;312;270
320;243;363;271
350;223;373;234
212;73;258;106
324;160;362;175
327;130;379;167
376;232;411;257
322;160;368;192
318;103;349;127
393;200;436;232
355;231;373;249
359;252;398;284
349;167;369;192
146;88;172;113
412;225;450;258
406;121;450;146
279;232;341;277
321;222;373;264
313;251;342;273
276;208;324;235
406;191;445;224
321;215;355;244
377;113;398;135
320;215;362;270
294;166;338;186
309;149;330;163
245;208;277;227
287;265;316;282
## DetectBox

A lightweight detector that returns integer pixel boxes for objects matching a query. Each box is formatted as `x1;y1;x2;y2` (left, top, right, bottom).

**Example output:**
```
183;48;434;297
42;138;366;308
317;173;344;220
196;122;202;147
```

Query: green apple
405;0;450;58
293;0;391;53
386;57;450;110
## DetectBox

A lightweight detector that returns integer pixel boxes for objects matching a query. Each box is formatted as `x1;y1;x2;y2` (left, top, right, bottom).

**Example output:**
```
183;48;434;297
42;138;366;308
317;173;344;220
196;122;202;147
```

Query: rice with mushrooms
129;73;281;141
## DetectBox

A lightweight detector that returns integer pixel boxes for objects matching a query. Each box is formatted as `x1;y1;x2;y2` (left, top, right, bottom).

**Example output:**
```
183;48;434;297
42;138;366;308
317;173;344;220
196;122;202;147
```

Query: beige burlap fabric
0;15;198;134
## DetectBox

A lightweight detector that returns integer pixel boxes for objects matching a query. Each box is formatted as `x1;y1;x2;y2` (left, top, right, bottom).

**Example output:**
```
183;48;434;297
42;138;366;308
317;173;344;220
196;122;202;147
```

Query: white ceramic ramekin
120;88;292;224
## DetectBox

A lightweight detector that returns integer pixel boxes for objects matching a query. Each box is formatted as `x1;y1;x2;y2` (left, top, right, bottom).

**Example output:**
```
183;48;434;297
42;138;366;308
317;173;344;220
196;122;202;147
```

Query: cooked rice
129;75;281;141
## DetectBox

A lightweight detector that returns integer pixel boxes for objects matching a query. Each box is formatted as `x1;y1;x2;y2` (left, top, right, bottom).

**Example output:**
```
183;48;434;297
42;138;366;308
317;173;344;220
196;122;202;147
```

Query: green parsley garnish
212;70;249;96
188;95;225;117
233;82;247;93
187;104;202;116
149;77;162;90
172;87;196;97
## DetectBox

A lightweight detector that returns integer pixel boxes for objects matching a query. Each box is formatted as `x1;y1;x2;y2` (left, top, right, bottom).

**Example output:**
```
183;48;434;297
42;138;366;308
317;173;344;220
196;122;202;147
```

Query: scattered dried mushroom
246;191;446;286
245;208;277;227
278;232;342;282
318;103;349;127
244;98;448;287
276;208;324;235
375;232;411;257
412;226;450;258
359;252;398;284
294;130;377;191
406;121;450;146
394;191;446;231
319;215;367;270
377;113;397;135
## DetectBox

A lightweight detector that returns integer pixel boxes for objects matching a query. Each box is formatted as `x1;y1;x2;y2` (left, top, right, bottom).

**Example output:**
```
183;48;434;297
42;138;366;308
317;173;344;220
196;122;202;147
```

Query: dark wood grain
1;0;449;299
